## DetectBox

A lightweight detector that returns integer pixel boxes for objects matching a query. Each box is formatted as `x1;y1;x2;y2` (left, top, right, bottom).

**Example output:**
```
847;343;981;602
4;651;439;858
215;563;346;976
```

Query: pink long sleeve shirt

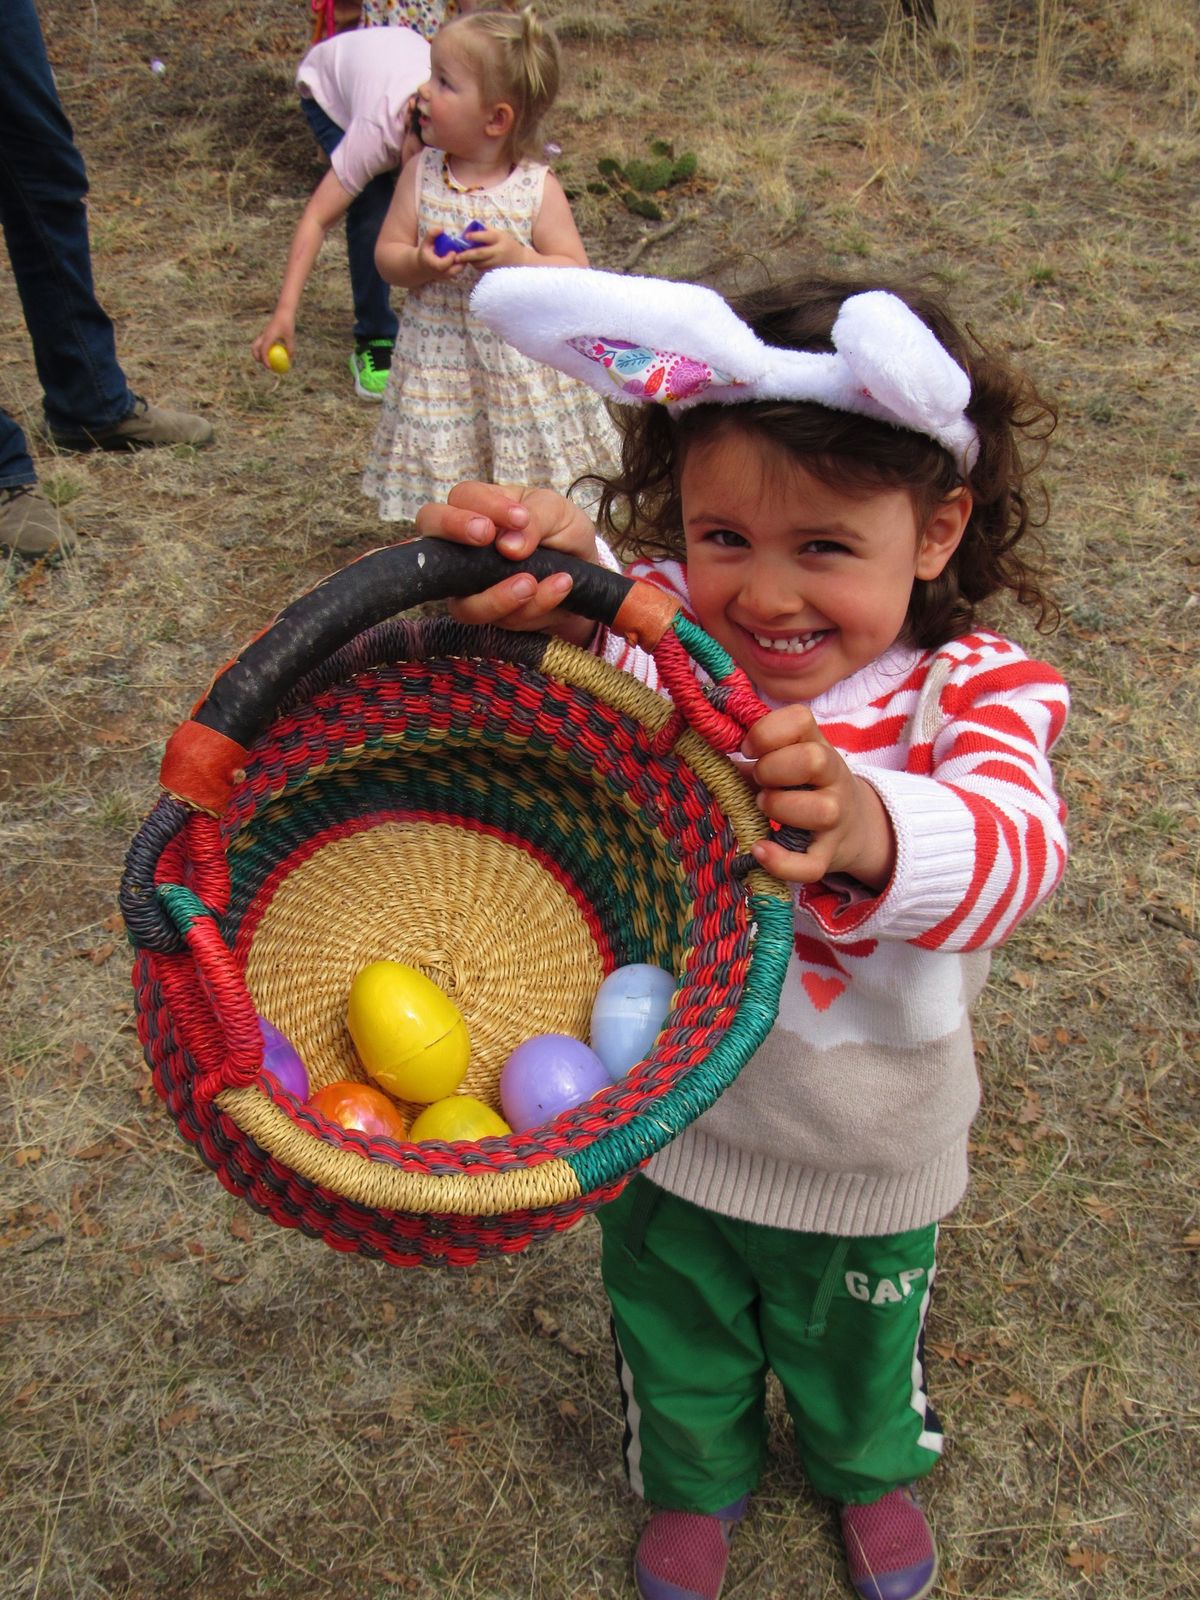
296;26;430;197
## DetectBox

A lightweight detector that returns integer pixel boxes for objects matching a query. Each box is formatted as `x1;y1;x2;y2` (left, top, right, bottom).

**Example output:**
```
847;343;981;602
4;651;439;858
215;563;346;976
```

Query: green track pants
597;1176;943;1509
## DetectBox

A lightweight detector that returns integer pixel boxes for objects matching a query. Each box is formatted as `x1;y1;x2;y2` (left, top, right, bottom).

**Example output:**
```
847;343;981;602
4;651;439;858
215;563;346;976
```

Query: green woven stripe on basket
225;742;695;975
225;691;732;972
672;613;738;685
566;889;795;1194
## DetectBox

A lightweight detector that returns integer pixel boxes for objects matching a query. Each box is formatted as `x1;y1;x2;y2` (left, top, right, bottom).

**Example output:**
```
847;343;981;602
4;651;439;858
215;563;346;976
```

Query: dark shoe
46;395;214;452
634;1496;748;1600
349;338;394;400
0;485;76;558
840;1486;937;1600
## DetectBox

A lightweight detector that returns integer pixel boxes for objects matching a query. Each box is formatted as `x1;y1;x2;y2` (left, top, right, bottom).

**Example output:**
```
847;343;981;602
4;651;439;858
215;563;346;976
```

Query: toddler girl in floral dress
362;5;619;524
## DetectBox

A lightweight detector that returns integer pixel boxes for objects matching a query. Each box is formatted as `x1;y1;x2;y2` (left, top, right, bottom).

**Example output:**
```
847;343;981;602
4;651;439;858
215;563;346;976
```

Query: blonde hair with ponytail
450;5;562;162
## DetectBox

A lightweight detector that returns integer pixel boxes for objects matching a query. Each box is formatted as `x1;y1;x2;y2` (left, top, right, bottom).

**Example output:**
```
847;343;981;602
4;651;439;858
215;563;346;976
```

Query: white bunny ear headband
470;266;979;474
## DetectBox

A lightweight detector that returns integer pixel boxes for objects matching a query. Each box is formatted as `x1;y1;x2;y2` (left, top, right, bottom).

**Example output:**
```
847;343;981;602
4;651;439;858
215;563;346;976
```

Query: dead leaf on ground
160;1403;200;1432
1017;1086;1045;1124
1003;1388;1041;1410
1066;1545;1113;1576
76;941;116;964
927;1340;983;1368
1081;1193;1118;1223
72;1139;116;1161
532;1304;587;1357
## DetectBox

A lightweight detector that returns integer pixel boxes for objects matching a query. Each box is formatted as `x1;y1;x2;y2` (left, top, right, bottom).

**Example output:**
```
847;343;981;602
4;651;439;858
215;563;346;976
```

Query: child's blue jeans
300;96;399;345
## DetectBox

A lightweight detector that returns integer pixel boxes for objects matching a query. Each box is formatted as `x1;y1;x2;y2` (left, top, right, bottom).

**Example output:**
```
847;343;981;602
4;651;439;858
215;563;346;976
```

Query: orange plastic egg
309;1080;407;1141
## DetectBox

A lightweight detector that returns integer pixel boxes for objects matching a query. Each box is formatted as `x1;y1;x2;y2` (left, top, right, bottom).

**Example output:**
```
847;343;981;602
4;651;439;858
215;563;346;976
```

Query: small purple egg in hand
499;1034;610;1132
590;963;676;1080
257;1015;309;1100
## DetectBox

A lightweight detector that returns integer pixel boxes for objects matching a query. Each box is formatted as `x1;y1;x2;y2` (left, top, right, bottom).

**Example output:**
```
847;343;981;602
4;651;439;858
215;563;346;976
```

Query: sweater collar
754;643;925;717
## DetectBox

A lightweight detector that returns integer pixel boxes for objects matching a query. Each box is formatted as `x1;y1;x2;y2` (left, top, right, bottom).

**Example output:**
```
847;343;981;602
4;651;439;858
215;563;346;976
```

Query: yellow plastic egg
266;342;290;374
347;961;469;1103
409;1094;510;1143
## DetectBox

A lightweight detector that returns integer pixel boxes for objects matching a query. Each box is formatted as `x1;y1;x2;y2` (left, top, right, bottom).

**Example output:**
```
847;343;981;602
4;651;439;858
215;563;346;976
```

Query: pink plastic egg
499;1034;611;1132
257;1014;309;1100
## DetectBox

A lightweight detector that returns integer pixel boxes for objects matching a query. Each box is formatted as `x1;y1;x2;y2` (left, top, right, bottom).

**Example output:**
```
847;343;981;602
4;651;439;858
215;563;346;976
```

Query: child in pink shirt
251;25;429;398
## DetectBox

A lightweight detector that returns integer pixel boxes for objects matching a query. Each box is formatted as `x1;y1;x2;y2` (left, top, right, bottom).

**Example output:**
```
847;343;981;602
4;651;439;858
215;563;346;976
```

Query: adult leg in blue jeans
301;95;398;399
0;0;213;558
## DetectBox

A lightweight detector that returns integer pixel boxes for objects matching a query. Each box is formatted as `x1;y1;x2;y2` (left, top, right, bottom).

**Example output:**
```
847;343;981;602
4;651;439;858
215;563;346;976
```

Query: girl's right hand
414;481;599;642
251;315;294;369
416;229;467;280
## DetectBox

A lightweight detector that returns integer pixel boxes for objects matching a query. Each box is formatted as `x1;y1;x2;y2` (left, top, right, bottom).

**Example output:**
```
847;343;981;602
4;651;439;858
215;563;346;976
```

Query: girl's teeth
753;632;819;655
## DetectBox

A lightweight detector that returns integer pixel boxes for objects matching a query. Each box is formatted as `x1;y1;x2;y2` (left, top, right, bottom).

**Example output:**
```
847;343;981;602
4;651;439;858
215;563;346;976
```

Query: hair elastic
471;266;979;473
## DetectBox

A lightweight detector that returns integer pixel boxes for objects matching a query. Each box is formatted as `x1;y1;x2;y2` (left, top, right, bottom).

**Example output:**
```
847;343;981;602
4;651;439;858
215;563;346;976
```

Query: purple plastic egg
257;1014;309;1100
499;1033;611;1132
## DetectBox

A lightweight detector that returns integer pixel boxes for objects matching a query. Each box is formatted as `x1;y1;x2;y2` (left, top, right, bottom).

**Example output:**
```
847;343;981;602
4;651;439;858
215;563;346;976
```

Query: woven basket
120;538;795;1266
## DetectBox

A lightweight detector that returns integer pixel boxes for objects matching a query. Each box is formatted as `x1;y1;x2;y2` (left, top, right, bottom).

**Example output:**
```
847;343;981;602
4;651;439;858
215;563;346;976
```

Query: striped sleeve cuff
802;766;978;940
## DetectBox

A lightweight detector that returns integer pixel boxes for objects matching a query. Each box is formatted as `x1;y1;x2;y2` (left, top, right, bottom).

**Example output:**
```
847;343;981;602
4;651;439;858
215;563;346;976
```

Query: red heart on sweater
802;972;846;1012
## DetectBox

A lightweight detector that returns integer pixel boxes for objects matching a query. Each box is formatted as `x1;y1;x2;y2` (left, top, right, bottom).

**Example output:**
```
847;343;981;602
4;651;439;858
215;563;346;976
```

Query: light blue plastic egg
589;963;676;1081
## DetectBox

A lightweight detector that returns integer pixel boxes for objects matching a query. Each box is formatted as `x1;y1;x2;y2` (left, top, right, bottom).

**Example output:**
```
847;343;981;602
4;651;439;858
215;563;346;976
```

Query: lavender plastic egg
499;1034;611;1132
590;963;676;1080
257;1014;309;1100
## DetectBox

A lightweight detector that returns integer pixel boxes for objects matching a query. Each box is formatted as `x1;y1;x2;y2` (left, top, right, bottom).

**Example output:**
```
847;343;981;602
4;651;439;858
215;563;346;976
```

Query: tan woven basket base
243;820;604;1121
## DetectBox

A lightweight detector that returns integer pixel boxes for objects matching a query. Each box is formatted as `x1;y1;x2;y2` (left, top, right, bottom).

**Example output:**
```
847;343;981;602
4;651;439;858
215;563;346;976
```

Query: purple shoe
634;1496;748;1600
839;1486;938;1600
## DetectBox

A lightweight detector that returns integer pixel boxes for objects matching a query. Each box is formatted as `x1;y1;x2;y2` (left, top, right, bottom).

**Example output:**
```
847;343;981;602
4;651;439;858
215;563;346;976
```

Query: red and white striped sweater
594;555;1070;1236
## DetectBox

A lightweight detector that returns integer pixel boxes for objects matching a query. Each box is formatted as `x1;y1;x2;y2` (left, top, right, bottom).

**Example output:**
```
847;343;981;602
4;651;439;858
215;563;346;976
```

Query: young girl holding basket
418;263;1070;1600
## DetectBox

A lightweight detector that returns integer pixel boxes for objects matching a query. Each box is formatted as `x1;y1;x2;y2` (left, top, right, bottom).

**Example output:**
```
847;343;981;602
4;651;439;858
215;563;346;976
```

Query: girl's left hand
741;705;896;889
460;227;529;270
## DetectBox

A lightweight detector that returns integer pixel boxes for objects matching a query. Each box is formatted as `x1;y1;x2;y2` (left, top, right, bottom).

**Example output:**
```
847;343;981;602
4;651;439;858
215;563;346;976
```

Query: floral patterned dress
359;0;450;41
363;149;621;525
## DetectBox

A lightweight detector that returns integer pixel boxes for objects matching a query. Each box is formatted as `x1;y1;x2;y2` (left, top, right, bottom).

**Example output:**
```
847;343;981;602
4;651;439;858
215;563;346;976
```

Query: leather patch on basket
160;720;251;815
612;582;680;650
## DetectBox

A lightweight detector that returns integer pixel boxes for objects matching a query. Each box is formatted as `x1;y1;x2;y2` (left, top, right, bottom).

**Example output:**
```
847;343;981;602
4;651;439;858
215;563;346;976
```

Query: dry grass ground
1;2;1198;1596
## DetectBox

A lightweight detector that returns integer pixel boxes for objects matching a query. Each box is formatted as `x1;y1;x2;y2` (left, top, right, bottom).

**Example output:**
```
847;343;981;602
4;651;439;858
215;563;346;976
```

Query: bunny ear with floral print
470;267;979;472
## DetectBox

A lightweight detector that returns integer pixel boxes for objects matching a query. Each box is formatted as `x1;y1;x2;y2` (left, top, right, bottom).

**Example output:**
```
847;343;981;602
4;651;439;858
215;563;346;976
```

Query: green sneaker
349;339;394;400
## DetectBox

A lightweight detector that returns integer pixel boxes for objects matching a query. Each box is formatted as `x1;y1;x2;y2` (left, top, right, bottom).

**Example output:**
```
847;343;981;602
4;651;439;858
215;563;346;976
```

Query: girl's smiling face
680;425;968;702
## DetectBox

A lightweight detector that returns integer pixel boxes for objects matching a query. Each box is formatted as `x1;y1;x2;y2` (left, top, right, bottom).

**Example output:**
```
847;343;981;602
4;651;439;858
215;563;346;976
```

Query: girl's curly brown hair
584;274;1059;649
